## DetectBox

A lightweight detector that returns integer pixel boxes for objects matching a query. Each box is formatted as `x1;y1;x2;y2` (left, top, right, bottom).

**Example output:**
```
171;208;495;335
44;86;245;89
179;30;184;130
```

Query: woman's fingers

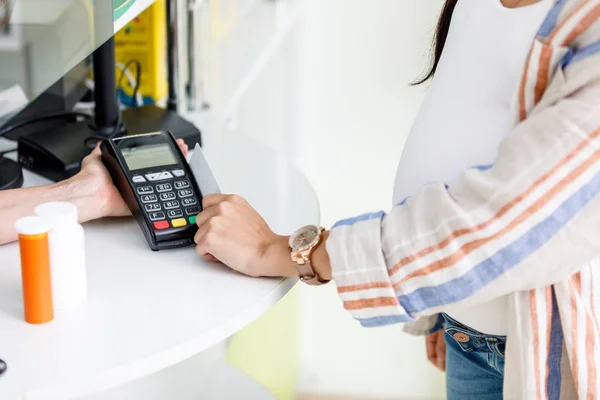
194;230;219;262
425;331;446;372
194;204;219;228
201;194;227;210
202;194;248;209
201;253;220;263
193;217;220;258
193;198;235;261
192;193;276;277
436;331;446;371
426;334;438;367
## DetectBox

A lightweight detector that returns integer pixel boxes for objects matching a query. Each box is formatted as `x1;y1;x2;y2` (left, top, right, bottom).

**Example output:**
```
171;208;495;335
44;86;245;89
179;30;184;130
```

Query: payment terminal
101;131;202;251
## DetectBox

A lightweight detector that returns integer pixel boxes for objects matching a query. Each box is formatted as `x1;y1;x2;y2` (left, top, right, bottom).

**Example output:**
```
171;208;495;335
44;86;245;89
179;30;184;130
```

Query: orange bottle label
19;233;54;324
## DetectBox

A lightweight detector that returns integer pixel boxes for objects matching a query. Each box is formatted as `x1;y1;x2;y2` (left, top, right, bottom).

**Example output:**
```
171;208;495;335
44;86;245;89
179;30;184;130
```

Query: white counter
0;133;319;399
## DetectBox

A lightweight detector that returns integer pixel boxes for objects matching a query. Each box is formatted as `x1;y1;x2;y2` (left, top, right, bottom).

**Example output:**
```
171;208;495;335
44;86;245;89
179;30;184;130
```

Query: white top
14;216;52;236
0;134;319;400
34;202;79;228
392;0;553;335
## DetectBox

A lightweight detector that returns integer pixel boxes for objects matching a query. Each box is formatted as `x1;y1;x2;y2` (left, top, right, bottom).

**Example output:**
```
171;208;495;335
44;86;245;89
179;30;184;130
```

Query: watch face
290;225;321;251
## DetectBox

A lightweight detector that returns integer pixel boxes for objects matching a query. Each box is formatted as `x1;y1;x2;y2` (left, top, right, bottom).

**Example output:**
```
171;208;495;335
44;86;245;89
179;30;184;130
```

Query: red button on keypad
153;221;169;230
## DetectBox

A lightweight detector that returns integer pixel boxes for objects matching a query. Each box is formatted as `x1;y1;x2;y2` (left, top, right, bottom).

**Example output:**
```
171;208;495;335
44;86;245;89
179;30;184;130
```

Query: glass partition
0;0;117;127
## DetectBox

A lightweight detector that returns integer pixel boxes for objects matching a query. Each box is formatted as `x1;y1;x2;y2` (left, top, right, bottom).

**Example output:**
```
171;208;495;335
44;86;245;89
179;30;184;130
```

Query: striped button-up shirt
326;1;600;398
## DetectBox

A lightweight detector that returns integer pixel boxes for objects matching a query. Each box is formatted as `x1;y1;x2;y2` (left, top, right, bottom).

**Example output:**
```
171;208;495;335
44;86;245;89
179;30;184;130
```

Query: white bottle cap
34;202;78;228
14;216;52;235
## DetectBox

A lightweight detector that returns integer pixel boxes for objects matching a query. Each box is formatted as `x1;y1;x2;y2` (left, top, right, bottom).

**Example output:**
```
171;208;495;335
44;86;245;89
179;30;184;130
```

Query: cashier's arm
0;140;188;245
0;147;128;245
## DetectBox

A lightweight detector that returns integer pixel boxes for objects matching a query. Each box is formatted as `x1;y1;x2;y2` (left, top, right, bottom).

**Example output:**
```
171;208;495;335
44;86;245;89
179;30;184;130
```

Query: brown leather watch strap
292;227;330;286
296;259;330;286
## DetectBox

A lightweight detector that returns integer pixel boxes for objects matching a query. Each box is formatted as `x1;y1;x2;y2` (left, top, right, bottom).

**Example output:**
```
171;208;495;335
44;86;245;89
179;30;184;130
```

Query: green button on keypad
188;215;196;225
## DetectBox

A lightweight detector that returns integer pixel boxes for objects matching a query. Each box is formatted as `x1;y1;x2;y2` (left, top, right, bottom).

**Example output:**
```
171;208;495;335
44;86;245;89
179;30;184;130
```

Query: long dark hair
414;0;459;85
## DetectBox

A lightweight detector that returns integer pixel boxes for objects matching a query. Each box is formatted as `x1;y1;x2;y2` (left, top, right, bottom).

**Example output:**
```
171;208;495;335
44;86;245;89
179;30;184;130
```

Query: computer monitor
0;0;102;130
0;0;201;185
0;0;102;188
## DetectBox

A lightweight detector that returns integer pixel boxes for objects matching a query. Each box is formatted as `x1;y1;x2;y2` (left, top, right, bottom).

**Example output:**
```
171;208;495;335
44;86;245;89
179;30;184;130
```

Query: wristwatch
289;225;330;286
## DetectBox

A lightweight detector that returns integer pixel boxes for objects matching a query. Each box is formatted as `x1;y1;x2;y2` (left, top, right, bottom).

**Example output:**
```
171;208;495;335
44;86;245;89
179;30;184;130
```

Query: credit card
189;144;221;196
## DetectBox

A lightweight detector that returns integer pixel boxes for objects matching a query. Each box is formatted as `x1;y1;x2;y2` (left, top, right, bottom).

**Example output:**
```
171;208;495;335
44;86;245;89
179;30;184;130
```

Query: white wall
295;1;446;398
222;0;447;398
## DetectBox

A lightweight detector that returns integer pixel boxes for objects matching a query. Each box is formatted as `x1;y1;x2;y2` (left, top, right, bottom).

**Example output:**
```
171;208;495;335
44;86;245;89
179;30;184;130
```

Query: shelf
114;0;157;33
81;351;277;400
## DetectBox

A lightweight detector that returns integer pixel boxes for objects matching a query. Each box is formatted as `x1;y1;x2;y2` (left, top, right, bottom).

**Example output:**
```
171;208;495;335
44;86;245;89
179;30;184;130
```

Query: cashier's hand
194;194;296;278
73;139;189;220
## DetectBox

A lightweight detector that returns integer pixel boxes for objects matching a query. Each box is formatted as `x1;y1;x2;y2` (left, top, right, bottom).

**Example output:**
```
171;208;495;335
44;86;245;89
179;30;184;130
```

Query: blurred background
1;0;447;398
192;0;447;399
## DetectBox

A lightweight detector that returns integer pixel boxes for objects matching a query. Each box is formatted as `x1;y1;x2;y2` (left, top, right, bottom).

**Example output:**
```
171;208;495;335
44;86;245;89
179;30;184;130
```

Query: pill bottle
34;202;87;311
14;216;54;324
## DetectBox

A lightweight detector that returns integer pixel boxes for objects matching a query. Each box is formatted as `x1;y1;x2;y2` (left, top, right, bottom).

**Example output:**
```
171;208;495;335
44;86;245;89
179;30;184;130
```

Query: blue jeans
442;313;506;400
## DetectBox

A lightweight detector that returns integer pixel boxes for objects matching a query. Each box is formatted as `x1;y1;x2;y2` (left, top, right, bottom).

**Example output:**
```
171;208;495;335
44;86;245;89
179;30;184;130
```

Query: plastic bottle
34;202;87;311
14;216;54;324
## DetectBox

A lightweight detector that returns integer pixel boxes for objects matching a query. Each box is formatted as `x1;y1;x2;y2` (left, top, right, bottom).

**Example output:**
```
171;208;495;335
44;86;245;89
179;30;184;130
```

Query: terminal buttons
136;168;201;234
156;183;173;192
153;221;169;230
159;171;173;180
137;186;154;195
182;198;197;206
145;203;161;212
146;171;174;181
164;200;180;210
174;180;190;189
171;218;187;228
160;192;177;201
178;189;194;198
141;194;158;203
149;212;165;221
145;173;161;181
186;207;200;215
167;210;184;219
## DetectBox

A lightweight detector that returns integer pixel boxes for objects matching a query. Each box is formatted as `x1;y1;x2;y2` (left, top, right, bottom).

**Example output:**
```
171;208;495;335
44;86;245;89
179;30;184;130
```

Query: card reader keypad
145;203;162;212
182;198;197;207
137;186;154;195
133;170;200;230
167;210;184;218
160;192;177;201
164;200;179;210
156;183;172;193
174;181;189;189
149;212;165;221
141;194;158;203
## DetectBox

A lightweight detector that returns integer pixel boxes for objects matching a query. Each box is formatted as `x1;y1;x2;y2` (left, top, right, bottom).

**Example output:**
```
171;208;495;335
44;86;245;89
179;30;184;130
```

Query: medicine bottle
34;202;87;311
14;216;54;324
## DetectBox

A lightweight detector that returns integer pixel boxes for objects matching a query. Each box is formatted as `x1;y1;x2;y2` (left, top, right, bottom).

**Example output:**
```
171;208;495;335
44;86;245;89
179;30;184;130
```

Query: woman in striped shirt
194;0;600;398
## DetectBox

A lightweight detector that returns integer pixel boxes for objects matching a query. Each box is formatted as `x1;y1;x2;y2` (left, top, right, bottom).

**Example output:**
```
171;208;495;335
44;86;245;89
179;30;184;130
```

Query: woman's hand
426;330;446;372
71;139;190;220
194;194;298;278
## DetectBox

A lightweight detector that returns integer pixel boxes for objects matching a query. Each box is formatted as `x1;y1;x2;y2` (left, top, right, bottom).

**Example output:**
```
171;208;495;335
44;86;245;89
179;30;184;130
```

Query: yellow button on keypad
171;218;187;228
